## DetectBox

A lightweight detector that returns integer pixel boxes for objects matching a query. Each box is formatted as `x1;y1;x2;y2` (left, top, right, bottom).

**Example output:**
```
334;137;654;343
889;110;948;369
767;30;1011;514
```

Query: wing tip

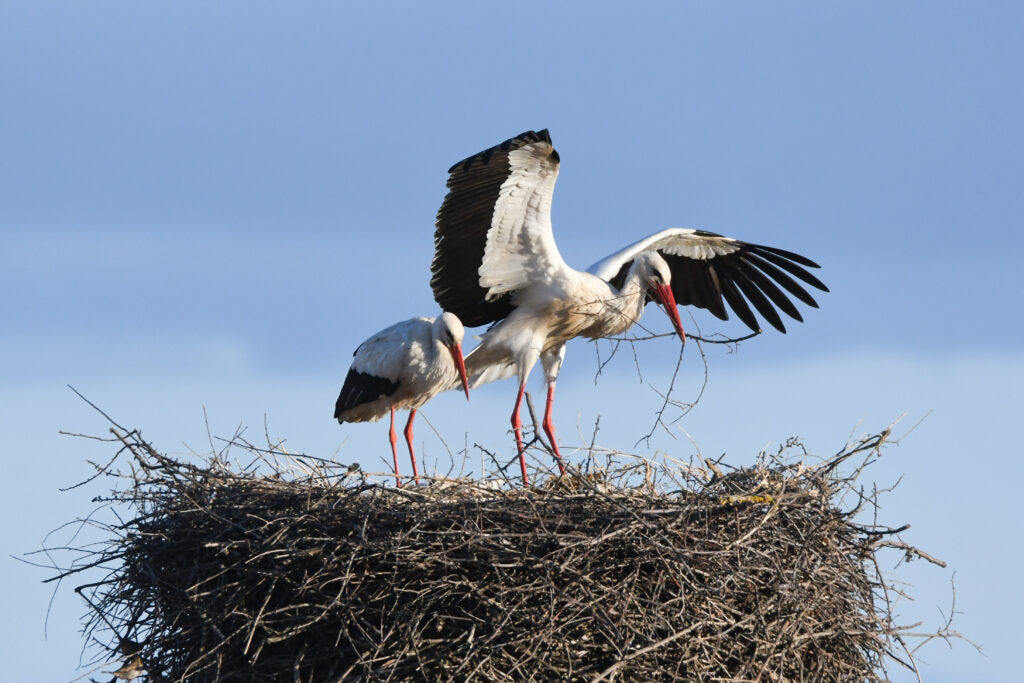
447;129;554;173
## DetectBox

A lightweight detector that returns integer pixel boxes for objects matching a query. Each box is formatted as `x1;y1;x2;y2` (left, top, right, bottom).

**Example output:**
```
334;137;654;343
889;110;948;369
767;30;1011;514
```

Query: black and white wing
431;129;572;327
333;318;428;421
588;228;828;333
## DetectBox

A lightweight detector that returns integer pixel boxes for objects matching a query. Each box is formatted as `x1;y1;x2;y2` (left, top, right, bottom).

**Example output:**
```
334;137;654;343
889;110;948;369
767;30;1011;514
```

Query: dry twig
37;422;965;682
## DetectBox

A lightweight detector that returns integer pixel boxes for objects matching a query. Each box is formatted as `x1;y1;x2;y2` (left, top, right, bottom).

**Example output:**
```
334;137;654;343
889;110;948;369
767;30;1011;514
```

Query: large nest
50;425;951;682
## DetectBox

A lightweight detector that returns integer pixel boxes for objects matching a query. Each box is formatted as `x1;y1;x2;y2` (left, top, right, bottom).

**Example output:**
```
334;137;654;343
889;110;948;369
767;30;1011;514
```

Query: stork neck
592;270;647;337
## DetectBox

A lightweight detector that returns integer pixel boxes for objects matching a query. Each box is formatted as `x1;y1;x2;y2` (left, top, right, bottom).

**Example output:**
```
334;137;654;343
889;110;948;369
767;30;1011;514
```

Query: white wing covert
348;318;430;382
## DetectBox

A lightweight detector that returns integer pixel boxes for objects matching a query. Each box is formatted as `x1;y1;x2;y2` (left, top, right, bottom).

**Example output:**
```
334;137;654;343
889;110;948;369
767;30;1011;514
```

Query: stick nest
53;427;947;682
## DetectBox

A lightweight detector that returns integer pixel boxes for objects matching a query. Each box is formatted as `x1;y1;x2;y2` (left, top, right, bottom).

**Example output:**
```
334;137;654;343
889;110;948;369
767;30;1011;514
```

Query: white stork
430;130;828;486
334;312;470;486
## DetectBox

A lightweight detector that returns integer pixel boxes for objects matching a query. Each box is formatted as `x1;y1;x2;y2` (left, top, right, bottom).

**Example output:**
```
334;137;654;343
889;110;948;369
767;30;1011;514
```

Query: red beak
652;283;686;342
449;343;470;400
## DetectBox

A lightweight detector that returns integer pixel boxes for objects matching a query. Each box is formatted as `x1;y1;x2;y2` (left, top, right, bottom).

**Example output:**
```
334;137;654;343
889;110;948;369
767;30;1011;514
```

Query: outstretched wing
431;129;572;327
588;228;828;333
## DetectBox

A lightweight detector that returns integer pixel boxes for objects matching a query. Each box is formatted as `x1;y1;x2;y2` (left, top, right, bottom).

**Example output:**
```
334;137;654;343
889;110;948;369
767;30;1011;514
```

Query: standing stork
334;312;470;486
431;130;828;485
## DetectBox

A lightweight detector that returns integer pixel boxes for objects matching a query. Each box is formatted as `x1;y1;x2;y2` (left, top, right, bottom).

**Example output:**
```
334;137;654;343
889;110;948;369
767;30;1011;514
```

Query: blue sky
3;2;1021;680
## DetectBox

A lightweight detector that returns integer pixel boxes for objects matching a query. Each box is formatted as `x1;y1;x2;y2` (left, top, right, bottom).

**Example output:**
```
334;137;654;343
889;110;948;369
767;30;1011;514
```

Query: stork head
638;252;686;342
437;312;470;400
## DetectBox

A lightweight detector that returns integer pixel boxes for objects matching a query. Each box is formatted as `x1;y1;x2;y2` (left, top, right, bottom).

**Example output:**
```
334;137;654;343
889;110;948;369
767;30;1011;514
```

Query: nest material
55;428;944;682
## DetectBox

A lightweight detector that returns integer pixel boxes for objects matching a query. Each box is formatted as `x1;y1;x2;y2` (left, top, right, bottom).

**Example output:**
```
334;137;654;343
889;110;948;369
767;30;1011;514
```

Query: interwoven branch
45;428;956;682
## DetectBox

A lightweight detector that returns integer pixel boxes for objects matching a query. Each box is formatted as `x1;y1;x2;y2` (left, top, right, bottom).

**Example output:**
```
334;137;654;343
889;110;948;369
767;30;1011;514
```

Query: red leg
543;382;566;476
511;383;529;487
389;407;401;487
404;409;421;486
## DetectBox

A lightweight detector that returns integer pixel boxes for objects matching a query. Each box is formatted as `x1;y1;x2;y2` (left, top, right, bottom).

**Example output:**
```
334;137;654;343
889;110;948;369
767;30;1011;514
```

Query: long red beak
652;283;686;342
449;343;470;400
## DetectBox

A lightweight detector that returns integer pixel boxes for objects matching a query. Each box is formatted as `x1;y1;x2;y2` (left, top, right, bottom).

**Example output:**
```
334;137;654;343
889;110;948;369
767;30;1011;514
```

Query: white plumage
430;130;828;485
334;312;470;486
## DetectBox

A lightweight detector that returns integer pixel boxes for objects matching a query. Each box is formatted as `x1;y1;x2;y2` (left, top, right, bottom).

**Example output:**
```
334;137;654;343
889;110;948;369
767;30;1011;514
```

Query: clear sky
3;2;1022;680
